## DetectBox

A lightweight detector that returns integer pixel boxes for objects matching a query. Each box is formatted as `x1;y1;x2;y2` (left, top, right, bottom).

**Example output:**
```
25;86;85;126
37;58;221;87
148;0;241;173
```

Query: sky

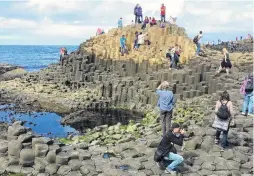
0;0;253;45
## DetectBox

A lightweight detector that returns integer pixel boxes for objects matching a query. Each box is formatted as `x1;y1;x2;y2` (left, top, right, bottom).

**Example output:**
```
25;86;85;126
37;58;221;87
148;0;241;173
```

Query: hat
171;123;180;129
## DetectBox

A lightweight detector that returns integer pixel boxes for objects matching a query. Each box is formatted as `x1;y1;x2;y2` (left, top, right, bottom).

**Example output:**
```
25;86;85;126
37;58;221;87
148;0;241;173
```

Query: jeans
160;110;172;136
161;15;165;22
196;42;200;55
135;15;138;23
170;54;176;69
120;45;126;56
164;152;184;170
242;93;253;114
215;129;228;148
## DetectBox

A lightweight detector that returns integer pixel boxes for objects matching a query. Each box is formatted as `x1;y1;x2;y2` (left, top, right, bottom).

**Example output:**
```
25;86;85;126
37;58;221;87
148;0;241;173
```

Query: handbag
154;149;164;162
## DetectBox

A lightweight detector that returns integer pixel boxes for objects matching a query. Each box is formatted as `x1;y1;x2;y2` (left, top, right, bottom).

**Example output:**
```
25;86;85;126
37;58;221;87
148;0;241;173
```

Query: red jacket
161;6;166;15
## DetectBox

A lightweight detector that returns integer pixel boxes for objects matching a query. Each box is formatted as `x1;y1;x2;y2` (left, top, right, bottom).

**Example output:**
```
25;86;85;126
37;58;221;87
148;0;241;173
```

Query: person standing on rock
155;123;184;174
134;4;139;23
156;81;175;136
240;74;253;116
137;5;143;23
118;17;123;29
212;91;234;151
193;31;202;56
120;34;127;56
160;4;166;22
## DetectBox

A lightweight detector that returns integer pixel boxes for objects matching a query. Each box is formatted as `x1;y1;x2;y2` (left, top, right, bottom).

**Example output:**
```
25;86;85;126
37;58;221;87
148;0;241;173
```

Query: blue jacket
137;7;142;16
120;37;126;47
156;89;175;112
118;19;123;27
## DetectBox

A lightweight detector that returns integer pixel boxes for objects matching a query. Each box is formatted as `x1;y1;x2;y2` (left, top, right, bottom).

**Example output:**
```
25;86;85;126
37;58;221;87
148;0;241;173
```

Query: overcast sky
0;0;253;45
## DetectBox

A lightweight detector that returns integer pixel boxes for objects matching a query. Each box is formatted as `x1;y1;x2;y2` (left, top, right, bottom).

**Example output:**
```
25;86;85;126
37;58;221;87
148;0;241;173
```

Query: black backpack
245;79;253;92
193;36;198;43
216;101;230;120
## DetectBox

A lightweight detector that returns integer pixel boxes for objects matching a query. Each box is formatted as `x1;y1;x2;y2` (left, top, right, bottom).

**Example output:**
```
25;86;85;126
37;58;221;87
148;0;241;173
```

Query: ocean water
0;45;78;72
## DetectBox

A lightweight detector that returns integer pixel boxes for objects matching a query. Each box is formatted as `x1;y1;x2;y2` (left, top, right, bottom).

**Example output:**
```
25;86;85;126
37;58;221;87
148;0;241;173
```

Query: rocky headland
0;24;253;176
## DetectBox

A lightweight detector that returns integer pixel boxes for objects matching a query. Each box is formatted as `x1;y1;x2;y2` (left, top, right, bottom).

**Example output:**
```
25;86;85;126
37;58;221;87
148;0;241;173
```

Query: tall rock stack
79;24;196;64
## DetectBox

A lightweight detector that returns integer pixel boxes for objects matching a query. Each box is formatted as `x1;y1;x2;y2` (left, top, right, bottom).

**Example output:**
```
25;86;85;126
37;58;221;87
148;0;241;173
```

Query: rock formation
79;24;196;64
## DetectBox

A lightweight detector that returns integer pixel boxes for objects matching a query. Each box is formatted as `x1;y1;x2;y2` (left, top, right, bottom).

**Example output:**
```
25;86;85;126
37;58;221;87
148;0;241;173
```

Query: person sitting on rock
150;17;157;27
216;48;232;75
141;16;149;30
156;81;175;136
96;28;102;36
240;74;253;116
118;17;123;29
160;21;166;28
212;91;234;151
155;123;184;174
120;34;127;56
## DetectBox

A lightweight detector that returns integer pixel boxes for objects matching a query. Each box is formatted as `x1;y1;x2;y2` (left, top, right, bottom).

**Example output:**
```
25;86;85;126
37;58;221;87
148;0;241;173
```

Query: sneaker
241;112;245;115
215;139;219;144
164;168;176;174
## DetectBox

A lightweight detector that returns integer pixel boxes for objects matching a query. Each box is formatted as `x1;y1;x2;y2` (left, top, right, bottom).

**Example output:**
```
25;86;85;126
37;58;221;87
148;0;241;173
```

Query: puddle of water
0;105;143;138
0;109;77;138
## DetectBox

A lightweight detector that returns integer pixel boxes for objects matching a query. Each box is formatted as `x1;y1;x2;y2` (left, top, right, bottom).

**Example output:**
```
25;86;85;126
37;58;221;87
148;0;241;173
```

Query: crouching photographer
154;123;185;175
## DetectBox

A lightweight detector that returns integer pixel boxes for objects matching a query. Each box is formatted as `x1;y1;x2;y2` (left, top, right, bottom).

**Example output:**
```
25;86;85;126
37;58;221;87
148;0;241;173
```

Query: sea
0;45;79;137
0;45;78;72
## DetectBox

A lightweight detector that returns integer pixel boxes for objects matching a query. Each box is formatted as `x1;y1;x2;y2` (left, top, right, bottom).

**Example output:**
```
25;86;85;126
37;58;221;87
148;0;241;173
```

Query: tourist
156;81;175;136
134;4;139;23
137;5;143;23
216;48;232;75
141;16;149;30
240;74;253;116
131;20;135;27
137;32;151;46
133;31;139;50
96;28;102;36
240;36;243;40
154;123;184;174
193;31;202;56
150;17;157;27
169;46;178;70
120;34;127;56
63;47;67;55
212;91;234;151
165;48;171;60
160;22;166;28
118;17;123;29
59;47;64;59
160;4;166;22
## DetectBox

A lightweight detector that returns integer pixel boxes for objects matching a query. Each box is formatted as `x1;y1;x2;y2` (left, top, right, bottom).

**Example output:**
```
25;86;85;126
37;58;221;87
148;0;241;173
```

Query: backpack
216;101;230;120
154;149;164;162
245;79;253;92
193;35;198;43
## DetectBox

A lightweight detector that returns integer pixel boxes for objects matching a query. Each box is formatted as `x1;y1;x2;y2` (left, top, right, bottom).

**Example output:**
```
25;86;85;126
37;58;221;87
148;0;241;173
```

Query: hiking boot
165;168;176;175
215;139;219;144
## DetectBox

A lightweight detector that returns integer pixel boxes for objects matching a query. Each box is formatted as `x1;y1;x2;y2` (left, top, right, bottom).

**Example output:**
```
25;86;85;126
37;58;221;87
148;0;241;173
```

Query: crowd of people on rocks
56;3;253;174
154;72;253;174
